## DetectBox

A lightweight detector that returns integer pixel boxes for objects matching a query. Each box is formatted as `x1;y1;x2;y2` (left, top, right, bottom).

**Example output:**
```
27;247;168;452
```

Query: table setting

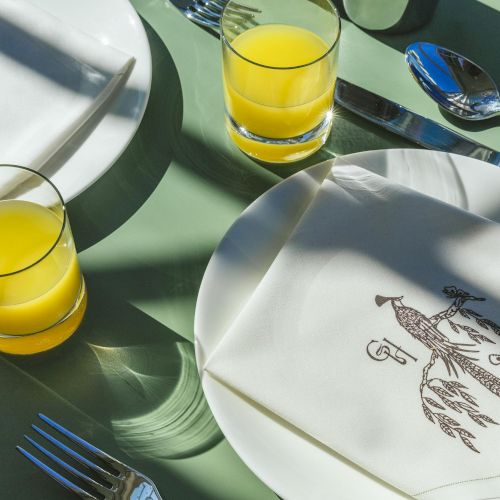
0;0;499;499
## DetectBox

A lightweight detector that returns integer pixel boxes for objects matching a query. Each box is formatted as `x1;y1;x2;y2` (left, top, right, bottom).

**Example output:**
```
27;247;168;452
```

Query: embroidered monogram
366;338;417;365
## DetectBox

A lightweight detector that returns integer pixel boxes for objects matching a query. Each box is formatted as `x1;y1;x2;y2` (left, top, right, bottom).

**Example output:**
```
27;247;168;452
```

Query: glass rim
221;0;341;71
0;164;67;278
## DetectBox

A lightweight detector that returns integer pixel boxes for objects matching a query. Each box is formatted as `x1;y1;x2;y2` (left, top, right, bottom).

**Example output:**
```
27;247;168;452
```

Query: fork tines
174;0;260;31
17;413;122;500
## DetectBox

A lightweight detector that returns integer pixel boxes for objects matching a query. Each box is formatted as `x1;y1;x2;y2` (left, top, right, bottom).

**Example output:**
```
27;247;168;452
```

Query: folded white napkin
205;164;500;499
0;0;134;171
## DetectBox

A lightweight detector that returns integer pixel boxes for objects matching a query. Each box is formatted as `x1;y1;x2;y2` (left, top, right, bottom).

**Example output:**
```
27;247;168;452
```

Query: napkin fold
205;163;500;499
0;0;134;172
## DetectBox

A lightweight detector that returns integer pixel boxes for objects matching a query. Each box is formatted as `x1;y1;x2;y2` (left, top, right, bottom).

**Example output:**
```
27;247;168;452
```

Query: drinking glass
0;165;87;355
222;0;340;164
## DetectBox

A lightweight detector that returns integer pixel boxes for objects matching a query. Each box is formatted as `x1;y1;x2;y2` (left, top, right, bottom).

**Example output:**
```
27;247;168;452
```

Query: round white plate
195;149;500;500
28;0;152;201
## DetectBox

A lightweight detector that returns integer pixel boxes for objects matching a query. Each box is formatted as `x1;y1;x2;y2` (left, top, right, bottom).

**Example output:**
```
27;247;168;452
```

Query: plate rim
30;0;153;202
71;0;152;200
194;148;500;499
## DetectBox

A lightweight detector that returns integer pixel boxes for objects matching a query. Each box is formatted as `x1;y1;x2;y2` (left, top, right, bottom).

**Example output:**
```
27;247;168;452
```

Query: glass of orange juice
222;0;340;164
0;165;87;355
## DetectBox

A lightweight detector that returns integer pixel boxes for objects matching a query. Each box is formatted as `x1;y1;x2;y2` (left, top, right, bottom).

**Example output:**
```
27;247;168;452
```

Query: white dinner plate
25;0;151;201
195;149;500;500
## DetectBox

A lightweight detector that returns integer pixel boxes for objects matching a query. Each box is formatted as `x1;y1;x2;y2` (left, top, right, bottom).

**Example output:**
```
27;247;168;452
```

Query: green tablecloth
2;0;499;498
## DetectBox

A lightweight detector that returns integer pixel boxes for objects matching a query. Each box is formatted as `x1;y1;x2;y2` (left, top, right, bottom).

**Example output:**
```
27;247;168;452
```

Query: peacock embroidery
375;286;500;453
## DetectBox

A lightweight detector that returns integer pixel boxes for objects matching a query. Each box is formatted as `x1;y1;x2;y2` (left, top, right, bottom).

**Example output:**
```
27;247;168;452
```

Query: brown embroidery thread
375;286;500;453
489;354;500;366
366;338;417;364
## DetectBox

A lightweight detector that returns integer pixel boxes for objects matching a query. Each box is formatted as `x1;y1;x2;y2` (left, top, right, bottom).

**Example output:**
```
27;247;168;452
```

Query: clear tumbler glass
222;0;340;163
0;165;87;355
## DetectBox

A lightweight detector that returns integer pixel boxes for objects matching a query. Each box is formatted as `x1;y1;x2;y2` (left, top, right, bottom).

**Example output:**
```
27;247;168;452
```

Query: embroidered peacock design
376;286;500;453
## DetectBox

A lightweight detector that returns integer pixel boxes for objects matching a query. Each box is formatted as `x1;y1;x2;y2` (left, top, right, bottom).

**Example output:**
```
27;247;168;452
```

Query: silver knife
335;78;500;166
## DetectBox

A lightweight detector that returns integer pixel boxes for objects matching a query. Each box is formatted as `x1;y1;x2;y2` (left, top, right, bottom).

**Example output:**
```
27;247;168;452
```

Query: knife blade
334;78;500;166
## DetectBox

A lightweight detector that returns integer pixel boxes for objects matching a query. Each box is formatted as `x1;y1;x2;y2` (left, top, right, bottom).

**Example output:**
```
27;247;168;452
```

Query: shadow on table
371;0;500;81
2;277;222;499
175;127;280;201
88;252;211;301
263;105;417;179
437;107;500;133
70;16;285;254
68;20;182;252
169;96;416;202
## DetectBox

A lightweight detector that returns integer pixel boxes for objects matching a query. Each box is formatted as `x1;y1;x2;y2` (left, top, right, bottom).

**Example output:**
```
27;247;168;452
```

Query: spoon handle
335;79;500;166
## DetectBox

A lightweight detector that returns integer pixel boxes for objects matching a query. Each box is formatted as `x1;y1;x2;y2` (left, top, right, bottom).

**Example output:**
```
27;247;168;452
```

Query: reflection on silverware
17;414;162;499
335;79;500;166
406;42;500;121
169;0;259;32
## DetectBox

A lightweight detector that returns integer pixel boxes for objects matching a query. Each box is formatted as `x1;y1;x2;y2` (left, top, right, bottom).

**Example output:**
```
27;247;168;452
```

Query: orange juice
223;24;338;163
0;200;86;354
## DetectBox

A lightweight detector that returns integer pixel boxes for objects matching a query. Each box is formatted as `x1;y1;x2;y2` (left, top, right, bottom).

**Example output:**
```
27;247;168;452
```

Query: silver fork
17;414;162;499
169;0;259;31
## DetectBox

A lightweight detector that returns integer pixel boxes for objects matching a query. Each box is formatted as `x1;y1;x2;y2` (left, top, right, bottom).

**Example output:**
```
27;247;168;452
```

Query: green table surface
2;1;500;498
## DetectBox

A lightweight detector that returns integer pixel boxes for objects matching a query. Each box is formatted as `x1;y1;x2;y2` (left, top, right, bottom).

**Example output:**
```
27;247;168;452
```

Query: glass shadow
2;277;222;499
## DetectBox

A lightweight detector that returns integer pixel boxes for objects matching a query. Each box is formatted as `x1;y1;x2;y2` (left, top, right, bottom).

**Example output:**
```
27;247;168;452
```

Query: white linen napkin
205;163;500;499
0;0;134;172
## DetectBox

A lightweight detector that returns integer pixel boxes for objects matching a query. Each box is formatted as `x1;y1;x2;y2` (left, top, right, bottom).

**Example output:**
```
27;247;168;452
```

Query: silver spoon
405;42;500;121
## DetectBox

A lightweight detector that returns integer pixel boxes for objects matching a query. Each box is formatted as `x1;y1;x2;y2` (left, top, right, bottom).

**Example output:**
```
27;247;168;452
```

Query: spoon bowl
405;42;500;121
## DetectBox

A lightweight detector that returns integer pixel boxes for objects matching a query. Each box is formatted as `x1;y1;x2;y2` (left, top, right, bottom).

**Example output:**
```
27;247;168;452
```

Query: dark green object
342;0;438;34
